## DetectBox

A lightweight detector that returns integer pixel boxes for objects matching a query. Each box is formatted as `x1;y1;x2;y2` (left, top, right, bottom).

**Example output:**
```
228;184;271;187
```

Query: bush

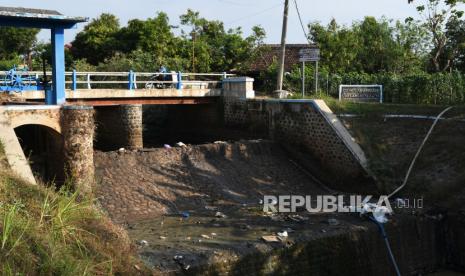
257;63;465;105
0;173;147;275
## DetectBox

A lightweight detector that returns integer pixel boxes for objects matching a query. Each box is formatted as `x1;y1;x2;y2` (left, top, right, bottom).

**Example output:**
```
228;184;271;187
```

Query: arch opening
14;124;65;187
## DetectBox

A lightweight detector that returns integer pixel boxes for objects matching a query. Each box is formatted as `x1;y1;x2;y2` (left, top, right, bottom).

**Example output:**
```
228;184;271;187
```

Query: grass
0;143;149;275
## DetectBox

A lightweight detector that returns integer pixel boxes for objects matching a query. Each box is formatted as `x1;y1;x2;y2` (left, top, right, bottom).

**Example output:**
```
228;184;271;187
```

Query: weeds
0;172;146;275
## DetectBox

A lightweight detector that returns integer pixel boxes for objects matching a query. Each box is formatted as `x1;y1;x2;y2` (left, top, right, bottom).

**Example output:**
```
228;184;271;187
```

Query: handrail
0;70;237;91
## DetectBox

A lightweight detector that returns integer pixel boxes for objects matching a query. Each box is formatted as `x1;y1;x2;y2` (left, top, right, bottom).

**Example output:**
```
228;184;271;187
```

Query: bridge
2;70;255;106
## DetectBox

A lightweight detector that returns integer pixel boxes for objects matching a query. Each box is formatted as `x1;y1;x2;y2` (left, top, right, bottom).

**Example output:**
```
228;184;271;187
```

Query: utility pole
191;31;196;73
274;0;289;98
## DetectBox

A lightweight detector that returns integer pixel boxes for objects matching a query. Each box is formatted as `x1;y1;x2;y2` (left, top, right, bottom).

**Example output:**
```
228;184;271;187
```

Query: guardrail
0;71;236;91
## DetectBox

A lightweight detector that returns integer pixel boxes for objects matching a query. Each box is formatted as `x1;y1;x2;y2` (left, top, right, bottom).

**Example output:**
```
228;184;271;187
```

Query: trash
176;142;187;148
214;141;228;144
328;218;340;226
277;231;288;238
180;211;190;218
261;235;280;243
215;211;227;218
134;264;141;271
289;214;308;222
205;205;218;211
160;236;167;240
201;234;211;239
211;233;217;236
164;144;172;149
118;148;125;153
183;265;191;271
321;229;327;233
138;240;149;246
173;255;184;261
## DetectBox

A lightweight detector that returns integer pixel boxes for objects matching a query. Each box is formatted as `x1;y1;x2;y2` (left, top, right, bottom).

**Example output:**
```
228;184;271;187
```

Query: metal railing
0;70;236;91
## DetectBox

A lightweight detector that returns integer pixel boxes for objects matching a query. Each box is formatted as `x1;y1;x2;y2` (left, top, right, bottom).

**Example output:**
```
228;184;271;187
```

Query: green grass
0;150;148;275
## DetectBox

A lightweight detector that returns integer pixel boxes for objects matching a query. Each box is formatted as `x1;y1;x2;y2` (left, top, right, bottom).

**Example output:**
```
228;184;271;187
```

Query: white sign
299;48;320;62
339;85;383;103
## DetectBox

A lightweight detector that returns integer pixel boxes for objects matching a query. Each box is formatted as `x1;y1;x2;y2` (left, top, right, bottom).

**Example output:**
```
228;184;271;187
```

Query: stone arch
9;113;62;134
14;123;65;185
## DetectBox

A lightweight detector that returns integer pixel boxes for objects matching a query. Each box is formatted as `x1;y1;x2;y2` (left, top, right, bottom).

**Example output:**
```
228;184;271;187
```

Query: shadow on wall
142;104;263;148
14;125;65;186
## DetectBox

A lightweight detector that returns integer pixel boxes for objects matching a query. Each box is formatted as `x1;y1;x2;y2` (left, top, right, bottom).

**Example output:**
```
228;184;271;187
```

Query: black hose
369;216;402;276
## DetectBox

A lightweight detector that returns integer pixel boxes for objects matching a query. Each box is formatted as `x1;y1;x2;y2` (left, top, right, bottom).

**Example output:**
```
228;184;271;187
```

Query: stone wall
190;215;445;276
62;106;95;193
224;98;376;193
95;105;143;151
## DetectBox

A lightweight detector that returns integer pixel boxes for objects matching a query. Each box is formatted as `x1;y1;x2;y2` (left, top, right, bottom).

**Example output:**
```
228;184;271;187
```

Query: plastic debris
201;234;211;239
214;141;228;144
180;211;190;218
277;231;288;238
138;240;149;246
173;255;184;261
159;236;167;240
164;144;172;149
118;148;125;152
176;142;187;148
215;211;227;218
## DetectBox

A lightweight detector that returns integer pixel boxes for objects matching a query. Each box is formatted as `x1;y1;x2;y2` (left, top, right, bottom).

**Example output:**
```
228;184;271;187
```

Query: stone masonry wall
224;98;376;193
62;106;95;193
95;104;143;151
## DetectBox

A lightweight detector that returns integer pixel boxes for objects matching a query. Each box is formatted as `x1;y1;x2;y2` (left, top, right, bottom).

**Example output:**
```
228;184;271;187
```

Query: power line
226;2;284;25
293;0;311;44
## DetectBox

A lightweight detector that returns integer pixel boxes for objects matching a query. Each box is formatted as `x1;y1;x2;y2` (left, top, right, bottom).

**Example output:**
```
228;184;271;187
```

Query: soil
94;140;327;223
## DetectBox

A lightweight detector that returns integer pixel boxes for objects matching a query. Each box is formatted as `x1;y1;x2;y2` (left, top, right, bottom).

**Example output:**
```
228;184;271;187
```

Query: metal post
176;72;183;90
302;61;305;98
128;70;134;90
275;0;289;96
222;72;227;89
87;74;91;89
315;60;319;95
50;27;66;105
72;69;77;91
133;72;138;89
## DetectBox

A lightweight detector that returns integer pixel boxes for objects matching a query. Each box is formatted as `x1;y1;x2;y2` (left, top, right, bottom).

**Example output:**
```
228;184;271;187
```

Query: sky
0;0;422;44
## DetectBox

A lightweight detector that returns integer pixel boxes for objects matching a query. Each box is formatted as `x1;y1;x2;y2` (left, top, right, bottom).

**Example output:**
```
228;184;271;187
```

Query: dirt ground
94;140;327;223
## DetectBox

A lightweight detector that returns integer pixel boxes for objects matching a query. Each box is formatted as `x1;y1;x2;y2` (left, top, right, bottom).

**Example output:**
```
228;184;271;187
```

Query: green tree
71;13;120;65
412;0;465;71
0;27;40;69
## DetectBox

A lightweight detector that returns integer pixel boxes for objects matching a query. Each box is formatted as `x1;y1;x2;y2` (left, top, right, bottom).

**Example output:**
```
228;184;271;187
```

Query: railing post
87;74;91;89
128;70;134;90
72;69;77;91
133;72;138;89
222;72;227;89
176;71;183;90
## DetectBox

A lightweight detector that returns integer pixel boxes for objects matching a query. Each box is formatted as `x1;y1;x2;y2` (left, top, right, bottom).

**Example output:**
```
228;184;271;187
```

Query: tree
0;27;40;68
411;0;465;71
115;12;177;67
71;13;120;65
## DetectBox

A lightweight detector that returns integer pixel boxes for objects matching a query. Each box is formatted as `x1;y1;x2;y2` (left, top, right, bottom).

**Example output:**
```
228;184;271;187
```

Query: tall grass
0;173;147;275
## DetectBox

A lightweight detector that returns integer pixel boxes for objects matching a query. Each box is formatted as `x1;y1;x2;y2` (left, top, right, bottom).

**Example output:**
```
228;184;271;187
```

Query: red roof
249;44;318;72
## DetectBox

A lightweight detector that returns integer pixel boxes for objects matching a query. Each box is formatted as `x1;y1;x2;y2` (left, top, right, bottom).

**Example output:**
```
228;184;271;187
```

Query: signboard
339;85;383;103
299;48;320;62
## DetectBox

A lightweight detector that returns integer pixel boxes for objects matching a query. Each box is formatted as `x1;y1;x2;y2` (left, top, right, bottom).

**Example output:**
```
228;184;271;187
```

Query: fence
0;70;236;91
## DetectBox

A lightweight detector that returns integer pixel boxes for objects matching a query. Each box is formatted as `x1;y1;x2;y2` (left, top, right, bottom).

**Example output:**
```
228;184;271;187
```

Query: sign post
299;48;320;97
301;61;305;97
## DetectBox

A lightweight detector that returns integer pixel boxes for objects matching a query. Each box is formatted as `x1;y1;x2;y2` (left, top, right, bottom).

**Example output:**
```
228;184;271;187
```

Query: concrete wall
224;98;376;193
94;105;143;151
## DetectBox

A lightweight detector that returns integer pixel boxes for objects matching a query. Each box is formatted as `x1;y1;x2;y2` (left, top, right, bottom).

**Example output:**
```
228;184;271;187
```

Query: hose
387;106;453;200
369;216;402;276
